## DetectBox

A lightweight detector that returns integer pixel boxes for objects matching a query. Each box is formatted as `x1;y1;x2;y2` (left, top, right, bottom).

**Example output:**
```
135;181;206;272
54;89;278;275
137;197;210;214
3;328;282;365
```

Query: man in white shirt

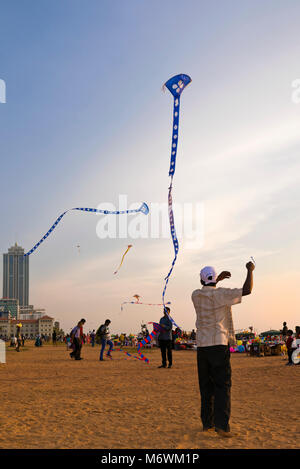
191;261;255;437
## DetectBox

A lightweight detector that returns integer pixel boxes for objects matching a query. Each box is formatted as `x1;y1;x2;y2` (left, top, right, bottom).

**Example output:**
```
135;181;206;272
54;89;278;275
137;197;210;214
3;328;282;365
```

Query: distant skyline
3;243;29;307
1;0;300;334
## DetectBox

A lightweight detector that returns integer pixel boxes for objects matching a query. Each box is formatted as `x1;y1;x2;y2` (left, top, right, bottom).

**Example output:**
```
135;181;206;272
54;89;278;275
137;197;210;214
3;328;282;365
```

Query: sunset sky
1;0;300;334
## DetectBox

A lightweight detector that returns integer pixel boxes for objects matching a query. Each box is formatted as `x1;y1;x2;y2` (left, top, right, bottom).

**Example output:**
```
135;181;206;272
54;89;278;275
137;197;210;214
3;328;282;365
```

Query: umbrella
260;330;281;337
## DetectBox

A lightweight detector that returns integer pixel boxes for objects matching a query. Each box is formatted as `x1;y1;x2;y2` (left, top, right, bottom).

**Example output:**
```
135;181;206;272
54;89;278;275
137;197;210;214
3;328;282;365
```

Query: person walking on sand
15;324;22;352
90;329;96;348
97;319;113;361
70;319;86;361
158;307;173;369
191;261;255;438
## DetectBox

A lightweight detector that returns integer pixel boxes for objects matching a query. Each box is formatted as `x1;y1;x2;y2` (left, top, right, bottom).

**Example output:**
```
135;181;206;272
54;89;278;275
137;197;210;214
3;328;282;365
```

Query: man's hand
246;261;255;271
216;271;231;283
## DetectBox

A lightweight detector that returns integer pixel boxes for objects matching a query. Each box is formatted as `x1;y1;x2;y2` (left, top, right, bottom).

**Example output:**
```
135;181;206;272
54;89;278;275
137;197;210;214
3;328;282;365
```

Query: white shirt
71;326;81;339
191;286;243;347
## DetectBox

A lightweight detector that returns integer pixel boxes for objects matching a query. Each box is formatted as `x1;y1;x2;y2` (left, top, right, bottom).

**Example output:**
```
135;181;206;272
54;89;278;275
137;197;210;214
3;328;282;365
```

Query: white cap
200;266;217;285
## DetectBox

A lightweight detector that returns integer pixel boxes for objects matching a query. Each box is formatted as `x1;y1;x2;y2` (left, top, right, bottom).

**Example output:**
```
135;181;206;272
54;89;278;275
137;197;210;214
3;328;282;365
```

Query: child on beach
66;334;71;350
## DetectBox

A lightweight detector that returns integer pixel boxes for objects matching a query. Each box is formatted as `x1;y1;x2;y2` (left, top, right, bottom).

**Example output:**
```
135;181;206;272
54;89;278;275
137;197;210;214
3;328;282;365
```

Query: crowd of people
5;316;299;369
4;259;298;442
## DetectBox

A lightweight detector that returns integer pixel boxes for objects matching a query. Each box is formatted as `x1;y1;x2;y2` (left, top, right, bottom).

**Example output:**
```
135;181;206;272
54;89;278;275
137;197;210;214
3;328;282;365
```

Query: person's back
192;286;242;347
159;315;172;341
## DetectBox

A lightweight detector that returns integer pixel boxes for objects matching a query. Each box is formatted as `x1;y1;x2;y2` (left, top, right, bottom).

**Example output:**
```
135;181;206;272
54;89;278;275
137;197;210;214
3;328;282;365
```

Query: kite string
120;301;171;312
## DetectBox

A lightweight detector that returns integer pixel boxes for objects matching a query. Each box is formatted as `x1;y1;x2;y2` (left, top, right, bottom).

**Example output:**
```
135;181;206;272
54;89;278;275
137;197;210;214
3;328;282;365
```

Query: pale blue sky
1;0;300;333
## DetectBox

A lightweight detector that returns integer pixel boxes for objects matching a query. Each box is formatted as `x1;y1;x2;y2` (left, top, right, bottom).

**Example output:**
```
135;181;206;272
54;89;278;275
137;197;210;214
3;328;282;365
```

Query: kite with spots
24;203;149;257
162;74;191;328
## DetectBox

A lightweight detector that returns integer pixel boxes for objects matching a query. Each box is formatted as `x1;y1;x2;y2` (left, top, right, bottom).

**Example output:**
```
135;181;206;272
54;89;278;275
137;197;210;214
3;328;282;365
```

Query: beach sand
0;343;299;449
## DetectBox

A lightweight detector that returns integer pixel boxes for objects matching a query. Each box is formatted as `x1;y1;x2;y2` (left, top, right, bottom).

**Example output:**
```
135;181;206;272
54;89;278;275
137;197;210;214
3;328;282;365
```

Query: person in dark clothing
158;307;173;369
52;330;57;345
70;319;86;360
282;322;288;339
286;330;295;366
90;330;96;347
97;320;113;361
15;325;22;352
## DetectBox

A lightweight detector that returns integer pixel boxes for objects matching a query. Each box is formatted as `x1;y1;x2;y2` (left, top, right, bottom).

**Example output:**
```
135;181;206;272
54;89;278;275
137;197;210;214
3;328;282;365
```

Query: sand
0;342;299;449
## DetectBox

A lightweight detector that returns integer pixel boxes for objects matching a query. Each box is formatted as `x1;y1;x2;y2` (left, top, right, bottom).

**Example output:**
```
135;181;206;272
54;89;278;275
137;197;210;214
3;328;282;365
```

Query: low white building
0;315;54;339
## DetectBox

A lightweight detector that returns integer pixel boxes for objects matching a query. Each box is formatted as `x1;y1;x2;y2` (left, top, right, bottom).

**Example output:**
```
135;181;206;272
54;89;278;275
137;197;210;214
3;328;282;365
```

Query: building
1;243;57;339
3;243;29;306
0;315;54;339
19;308;46;320
0;298;19;319
0;311;11;319
19;305;35;315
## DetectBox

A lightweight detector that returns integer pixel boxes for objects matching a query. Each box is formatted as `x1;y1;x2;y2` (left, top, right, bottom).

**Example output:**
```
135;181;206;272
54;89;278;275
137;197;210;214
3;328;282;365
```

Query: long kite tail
116;323;163;364
161;74;191;329
136;322;164;363
24;202;149;257
116;347;144;361
114;245;133;275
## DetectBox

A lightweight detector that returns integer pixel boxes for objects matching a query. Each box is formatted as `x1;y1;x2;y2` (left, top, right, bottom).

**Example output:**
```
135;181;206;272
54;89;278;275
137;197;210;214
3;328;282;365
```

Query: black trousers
288;349;293;364
71;338;82;360
159;340;172;366
197;345;231;432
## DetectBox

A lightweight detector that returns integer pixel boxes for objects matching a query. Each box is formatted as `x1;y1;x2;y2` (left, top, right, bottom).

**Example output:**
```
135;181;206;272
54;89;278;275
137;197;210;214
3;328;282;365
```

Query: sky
1;0;300;334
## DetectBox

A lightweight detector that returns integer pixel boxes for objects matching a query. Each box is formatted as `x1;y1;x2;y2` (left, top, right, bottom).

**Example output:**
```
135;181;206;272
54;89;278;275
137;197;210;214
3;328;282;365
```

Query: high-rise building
3;243;29;306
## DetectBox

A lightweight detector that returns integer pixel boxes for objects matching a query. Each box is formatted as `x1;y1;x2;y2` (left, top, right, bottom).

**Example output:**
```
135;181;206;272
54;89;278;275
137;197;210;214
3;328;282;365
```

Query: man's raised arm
242;262;255;296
